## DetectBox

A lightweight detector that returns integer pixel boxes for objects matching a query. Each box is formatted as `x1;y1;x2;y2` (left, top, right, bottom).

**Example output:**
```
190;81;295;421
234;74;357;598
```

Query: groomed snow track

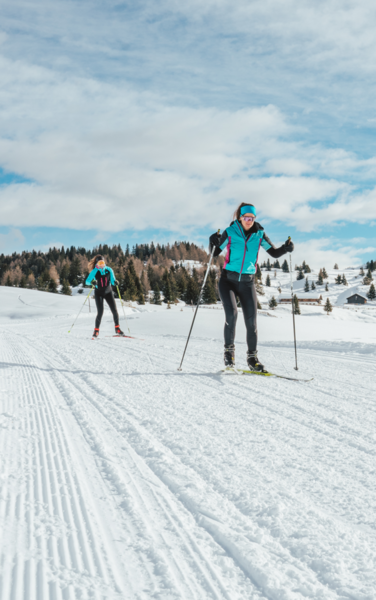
1;296;376;599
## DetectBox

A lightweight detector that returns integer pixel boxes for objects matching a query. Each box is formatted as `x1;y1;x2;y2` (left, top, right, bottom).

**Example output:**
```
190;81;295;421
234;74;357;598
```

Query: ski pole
116;285;131;334
288;242;298;370
68;285;94;333
178;230;220;371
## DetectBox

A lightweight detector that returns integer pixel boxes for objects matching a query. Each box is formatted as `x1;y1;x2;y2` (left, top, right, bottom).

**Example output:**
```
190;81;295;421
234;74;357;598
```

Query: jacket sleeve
108;267;116;285
262;233;289;259
219;230;229;251
215;230;229;257
86;268;97;285
209;230;229;257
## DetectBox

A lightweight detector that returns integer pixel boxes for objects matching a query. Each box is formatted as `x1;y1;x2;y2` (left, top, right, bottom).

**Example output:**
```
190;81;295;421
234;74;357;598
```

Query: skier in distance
209;203;294;372
86;255;124;338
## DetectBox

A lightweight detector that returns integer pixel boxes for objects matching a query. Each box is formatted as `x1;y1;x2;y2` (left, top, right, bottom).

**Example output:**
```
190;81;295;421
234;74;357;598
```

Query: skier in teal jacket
209;202;294;371
85;254;124;338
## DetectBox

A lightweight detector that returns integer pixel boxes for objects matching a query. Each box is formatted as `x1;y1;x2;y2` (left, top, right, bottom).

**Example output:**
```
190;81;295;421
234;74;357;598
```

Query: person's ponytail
88;254;104;270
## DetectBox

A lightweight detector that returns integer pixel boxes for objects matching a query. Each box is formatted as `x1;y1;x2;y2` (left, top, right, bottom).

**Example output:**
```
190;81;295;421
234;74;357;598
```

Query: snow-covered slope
1;285;376;599
260;265;375;308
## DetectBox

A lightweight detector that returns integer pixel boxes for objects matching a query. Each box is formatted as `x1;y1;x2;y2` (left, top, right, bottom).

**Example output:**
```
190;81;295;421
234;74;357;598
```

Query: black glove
209;232;221;253
114;279;119;286
284;238;294;252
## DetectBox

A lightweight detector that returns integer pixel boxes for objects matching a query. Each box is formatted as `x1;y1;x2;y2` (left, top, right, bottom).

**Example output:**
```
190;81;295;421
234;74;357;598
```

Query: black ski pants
218;272;258;352
94;290;119;329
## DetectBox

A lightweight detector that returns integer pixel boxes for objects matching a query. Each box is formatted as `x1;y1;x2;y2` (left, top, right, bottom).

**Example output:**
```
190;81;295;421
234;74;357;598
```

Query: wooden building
346;293;367;305
278;294;321;305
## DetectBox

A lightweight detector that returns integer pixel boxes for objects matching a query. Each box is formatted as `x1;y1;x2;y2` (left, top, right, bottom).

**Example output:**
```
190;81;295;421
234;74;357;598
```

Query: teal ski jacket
216;221;288;278
86;267;116;293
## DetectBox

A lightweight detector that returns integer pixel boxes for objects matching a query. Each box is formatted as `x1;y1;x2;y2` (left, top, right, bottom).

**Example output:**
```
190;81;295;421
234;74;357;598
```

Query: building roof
347;293;367;300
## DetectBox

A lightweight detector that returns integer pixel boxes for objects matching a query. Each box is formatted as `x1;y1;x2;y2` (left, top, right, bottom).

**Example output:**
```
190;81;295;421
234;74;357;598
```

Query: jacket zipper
236;221;251;281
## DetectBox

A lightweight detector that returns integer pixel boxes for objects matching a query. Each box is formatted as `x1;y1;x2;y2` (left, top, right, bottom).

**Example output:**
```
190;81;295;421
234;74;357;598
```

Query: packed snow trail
1;288;376;599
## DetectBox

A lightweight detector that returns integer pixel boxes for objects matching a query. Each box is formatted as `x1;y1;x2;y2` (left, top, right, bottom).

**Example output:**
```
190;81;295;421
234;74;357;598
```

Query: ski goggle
96;260;105;269
241;215;256;222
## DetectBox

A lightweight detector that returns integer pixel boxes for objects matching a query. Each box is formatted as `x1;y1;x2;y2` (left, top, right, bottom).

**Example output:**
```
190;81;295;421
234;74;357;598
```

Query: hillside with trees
0;241;225;305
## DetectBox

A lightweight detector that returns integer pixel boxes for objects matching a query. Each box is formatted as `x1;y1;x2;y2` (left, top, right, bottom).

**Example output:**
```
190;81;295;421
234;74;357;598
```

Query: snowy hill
1;285;376;599
260;264;376;309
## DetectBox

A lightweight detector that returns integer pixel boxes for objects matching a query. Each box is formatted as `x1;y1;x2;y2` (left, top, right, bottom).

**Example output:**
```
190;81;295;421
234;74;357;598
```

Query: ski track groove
3;320;376;599
26;335;249;600
0;330;127;600
25;331;374;599
59;333;376;590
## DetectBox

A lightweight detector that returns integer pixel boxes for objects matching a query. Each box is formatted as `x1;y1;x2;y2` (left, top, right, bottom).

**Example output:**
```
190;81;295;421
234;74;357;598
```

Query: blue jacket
218;221;273;278
86;266;116;288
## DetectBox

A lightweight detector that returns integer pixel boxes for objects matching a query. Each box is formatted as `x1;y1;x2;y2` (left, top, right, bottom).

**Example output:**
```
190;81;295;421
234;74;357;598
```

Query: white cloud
0;228;25;253
1;2;376;246
290;238;376;270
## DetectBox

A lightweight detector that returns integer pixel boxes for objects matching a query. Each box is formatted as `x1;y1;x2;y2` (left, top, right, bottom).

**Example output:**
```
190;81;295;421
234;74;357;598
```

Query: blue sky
1;0;376;268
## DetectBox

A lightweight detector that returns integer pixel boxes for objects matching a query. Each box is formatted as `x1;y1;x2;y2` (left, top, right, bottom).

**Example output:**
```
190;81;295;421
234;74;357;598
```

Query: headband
240;205;256;216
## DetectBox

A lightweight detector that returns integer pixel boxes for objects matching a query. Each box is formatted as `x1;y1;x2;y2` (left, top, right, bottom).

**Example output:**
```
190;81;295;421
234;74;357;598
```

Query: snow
1;271;376;599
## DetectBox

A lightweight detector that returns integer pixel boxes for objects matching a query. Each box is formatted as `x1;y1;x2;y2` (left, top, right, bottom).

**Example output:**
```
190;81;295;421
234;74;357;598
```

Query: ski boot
246;351;268;373
224;345;235;368
92;328;99;338
115;325;125;336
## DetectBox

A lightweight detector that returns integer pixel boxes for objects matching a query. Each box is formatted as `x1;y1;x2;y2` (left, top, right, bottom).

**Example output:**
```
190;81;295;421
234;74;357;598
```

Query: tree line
0;241;225;305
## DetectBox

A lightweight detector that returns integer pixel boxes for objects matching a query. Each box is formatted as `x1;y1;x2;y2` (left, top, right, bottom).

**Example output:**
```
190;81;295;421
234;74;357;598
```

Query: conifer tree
269;296;278;309
304;277;310;292
123;259;139;301
293;294;301;315
60;263;70;282
266;258;271;271
274;260;280;269
162;275;173;304
296;269;305;281
322;267;328;279
301;261;311;273
176;269;188;299
265;274;271;287
359;266;365;276
38;269;51;291
341;274;348;286
256;264;262;280
311;281;316;291
334;263;339;270
162;269;177;303
48;278;58;293
324;298;333;315
69;257;81;287
60;279;72;296
153;284;162;305
282;259;289;273
367;283;376;300
6;274;12;287
202;276;217;304
335;274;342;284
19;275;27;288
325;282;329;291
317;271;324;285
184;275;200;305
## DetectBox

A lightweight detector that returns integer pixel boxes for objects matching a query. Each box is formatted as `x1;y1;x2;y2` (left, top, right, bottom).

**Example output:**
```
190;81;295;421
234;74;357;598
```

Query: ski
221;367;313;382
91;335;141;340
106;334;142;340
